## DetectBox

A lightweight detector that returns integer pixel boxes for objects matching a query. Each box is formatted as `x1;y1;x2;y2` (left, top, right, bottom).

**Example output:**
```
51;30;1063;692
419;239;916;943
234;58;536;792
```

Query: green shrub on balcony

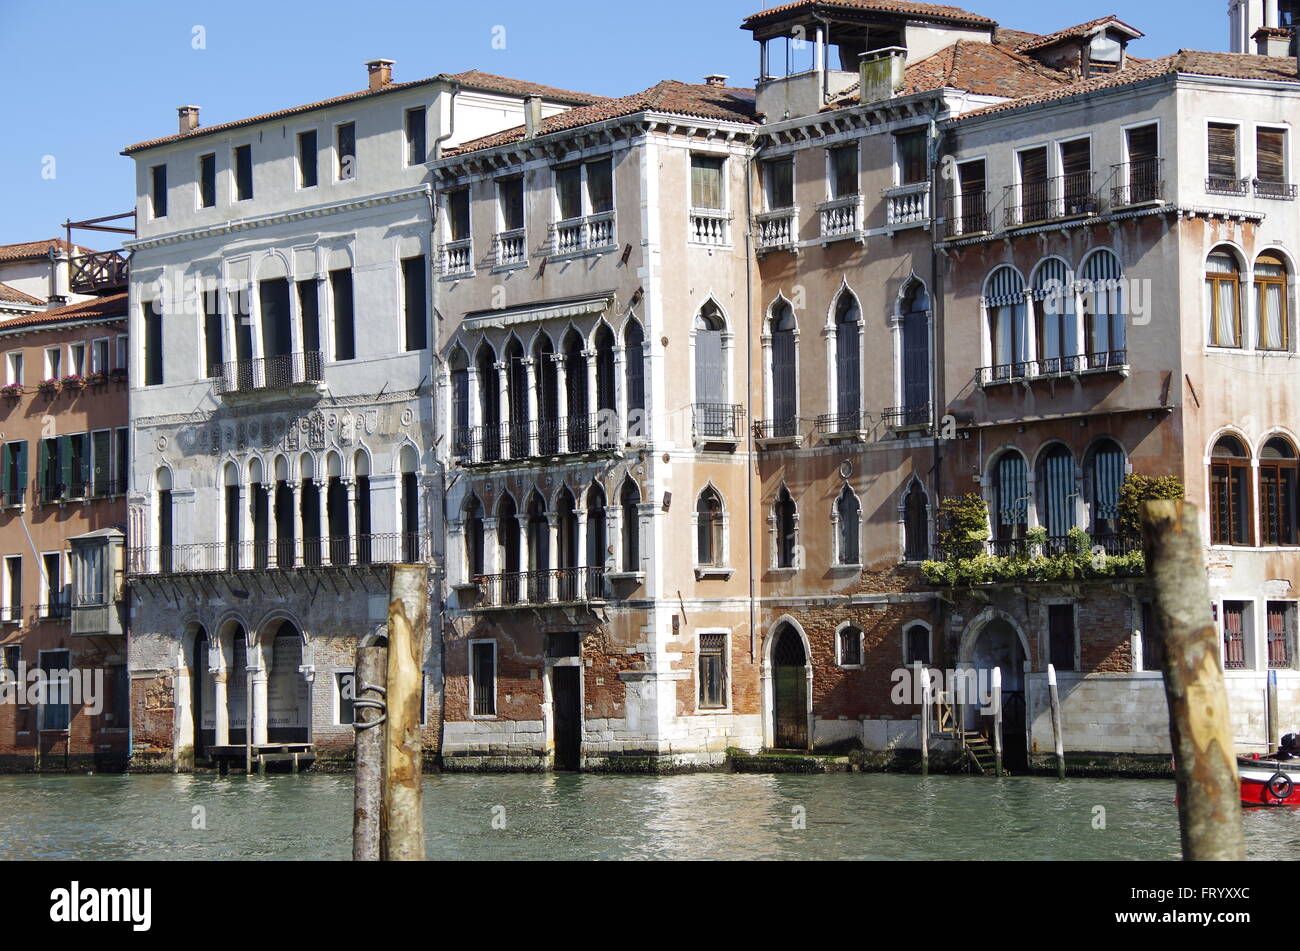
1118;473;1185;537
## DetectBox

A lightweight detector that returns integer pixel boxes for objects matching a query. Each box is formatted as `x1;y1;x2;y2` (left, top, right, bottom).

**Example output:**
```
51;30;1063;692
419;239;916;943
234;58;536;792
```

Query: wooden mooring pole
1141;500;1245;861
1048;664;1065;779
1267;669;1280;755
382;564;427;861
992;666;1004;778
917;662;929;776
352;632;388;861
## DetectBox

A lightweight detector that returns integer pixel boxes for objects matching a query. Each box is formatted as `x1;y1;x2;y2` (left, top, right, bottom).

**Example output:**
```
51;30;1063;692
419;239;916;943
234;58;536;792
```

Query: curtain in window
1206;253;1240;347
1041;448;1076;539
690;156;724;210
995;454;1028;537
1091;442;1125;532
1256;258;1288;350
1082;250;1124;359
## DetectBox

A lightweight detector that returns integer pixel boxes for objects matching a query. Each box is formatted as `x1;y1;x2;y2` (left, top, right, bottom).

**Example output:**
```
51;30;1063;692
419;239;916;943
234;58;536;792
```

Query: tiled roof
0;238;94;262
122;70;606;155
0;293;127;331
992;27;1043;50
1014;15;1144;53
444;80;757;157
742;0;995;29
903;40;1068;97
0;282;43;306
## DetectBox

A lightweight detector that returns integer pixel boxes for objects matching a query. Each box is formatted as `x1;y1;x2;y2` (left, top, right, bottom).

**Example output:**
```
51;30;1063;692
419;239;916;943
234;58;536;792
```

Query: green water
0;772;1295;860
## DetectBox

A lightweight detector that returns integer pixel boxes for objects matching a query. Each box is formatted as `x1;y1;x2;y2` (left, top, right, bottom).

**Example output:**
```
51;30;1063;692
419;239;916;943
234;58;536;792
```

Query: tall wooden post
1267;669;1280;754
382;564;427;861
1048;664;1065;779
992;666;1004;778
1141;500;1245;862
917;662;929;776
352;633;388;861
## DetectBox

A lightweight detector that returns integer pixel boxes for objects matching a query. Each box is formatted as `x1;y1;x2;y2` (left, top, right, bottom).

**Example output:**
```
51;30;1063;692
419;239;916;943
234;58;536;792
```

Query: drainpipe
813;14;832;105
930;113;946;664
745;147;757;665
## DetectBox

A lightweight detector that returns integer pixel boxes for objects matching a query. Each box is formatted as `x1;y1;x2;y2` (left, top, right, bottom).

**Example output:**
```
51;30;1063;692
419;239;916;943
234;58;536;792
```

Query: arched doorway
967;617;1028;771
771;623;809;750
190;627;211;759
267;622;310;743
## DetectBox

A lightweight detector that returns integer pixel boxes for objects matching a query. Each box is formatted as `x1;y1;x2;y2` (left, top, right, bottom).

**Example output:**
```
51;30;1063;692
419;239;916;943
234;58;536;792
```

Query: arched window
1039;444;1078;547
903;481;929;561
1260;436;1298;546
985;267;1028;382
1206;249;1243;348
837;625;863;667
1082;249;1125;367
835;486;860;565
620;478;641;573
1256;253;1290;351
624;320;646;438
534;335;558;455
1032;258;1077;374
476;344;500;462
695;302;727;432
497;495;520;603
774;486;798;568
353;449;372;564
587;484;607;597
903;623;931;666
526;492;548;602
156;467;174;573
833;290;861;423
1088;439;1127;541
696;486;724;567
595;325;616;444
224;462;241;571
769;300;797;437
449;347;469;459
1210;435;1252;546
992;451;1029;550
563;330;588;451
505;338;528;458
300;453;321;567
464;495;484;578
555;488;579;600
898;281;931;422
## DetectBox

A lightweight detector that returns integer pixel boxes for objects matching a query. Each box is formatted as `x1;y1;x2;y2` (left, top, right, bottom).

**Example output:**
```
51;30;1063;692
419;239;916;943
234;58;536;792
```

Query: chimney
524;94;544;139
704;74;729;87
859;47;908;104
366;59;395;91
178;105;201;135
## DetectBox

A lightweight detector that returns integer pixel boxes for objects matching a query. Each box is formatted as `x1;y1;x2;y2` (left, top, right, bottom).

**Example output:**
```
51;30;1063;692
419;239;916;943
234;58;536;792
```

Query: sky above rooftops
0;0;1228;244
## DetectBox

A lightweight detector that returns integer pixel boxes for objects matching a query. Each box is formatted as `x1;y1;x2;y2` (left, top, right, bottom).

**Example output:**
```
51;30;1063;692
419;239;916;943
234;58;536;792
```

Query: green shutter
16;442;27;502
57;435;72;497
37;440;50;501
92;432;110;495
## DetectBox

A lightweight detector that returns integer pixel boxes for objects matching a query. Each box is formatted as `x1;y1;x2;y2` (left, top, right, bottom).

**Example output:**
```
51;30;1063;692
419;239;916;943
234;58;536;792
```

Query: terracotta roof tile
444;80;757;157
0;293;127;331
0;238;94;262
992;27;1043;50
0;283;43;306
902;40;1069;97
742;0;995;29
1014;15;1144;53
122;70;605;155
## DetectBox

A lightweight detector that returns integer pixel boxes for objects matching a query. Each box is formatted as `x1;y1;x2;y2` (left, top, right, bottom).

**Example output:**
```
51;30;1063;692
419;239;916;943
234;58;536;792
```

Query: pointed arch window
464;495;484;579
624;320;646;439
476;346;500;463
497;495;520;603
450;348;470;459
834;291;861;424
835;486;860;565
774;486;798;568
1260;436;1298;546
1256;253;1290;351
564;332;588;451
1210;435;1253;546
621;478;641;573
595;325;616;446
506;339;529;459
985;267;1028;382
1082;250;1126;367
587;484;607;597
696;487;724;567
769;301;797;438
897;280;931;424
903;482;929;561
992;451;1029;550
1206;250;1243;348
1032;259;1078;374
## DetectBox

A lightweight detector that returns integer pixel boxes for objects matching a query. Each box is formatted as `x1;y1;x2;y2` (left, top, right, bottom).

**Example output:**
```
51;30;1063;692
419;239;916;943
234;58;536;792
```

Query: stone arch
762;615;813;751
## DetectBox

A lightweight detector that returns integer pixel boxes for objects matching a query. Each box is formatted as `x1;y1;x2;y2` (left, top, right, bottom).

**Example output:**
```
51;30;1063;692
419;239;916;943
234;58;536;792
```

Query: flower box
37;379;59;394
0;384;22;399
60;374;86;389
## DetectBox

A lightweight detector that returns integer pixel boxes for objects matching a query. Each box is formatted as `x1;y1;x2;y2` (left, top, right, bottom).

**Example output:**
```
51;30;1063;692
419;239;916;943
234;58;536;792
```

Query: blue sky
0;0;1229;246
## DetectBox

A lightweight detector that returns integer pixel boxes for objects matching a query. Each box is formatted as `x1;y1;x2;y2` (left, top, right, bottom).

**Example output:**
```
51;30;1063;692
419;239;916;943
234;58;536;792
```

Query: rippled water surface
0;772;1296;860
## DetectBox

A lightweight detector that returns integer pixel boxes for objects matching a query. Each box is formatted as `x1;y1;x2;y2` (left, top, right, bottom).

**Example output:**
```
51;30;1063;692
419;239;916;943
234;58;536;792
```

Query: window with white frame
834;486;860;565
69;343;86;378
44;347;61;381
696;486;725;568
6;351;23;386
903;623;931;667
470;640;496;716
697;632;728;709
837;625;864;667
3;555;20;623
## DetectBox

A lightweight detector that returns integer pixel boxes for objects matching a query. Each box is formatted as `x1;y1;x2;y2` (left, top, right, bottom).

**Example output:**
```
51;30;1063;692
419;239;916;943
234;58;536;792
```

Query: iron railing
1111;158;1164;206
1004;171;1100;227
471;566;606;608
1206;175;1250;196
753;417;799;441
1255;179;1298;200
453;413;620;465
882;403;931;429
940;192;990;239
38;598;71;620
127;531;437;576
693;403;745;441
0;486;24;507
213;351;323;395
816;410;872;435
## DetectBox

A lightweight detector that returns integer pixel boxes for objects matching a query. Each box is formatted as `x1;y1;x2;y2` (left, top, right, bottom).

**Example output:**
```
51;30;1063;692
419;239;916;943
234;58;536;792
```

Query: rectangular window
763;158;794;209
904;624;931;667
838;627;863;666
91;338;109;374
896;130;927;185
68;433;89;498
698;633;728;709
38;649;70;731
297;130;318;189
1207;123;1239;190
41;552;61;617
555;166;582;220
2;440;27;506
470;641;496;716
69;343;86;377
498;177;524;231
4;555;20;622
1017;146;1050;220
829;145;859;198
198;153;216;208
76;541;106;607
954;159;988;233
150;164;167;218
297;279;321;355
91;430;111;497
1211;455;1253;546
690;155;725;210
1141;602;1164;672
586;158;613;213
330;269;355;361
1;645;17;677
1048;604;1076;672
1257;127;1287;184
1060;138;1093;213
142;301;163;385
44;347;61;381
114;428;128;495
1125;124;1160;202
336;122;356;180
1268;602;1295;669
1223;601;1249;669
107;665;129;726
448;189;471;242
402;256;427;352
116;335;127;372
6;351;21;386
336;670;355;725
405;107;426;167
233;145;253;201
203;288;223;376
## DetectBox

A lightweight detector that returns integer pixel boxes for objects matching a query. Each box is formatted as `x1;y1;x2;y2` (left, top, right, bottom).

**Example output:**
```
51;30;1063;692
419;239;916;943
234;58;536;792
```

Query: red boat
1239;756;1300;806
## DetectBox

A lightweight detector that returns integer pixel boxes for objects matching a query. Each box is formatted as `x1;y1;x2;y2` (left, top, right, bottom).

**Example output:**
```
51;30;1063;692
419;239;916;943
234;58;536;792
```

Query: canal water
1;772;1297;860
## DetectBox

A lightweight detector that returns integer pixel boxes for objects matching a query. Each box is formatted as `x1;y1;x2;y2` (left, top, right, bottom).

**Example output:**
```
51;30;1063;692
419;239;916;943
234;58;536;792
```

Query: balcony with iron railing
688;208;731;246
815;410;872;437
818;195;863;239
883;182;931;230
882;403;932;431
939;192;990;240
1111;158;1165;207
979;350;1128;386
1206;175;1250;196
469;566;607;609
755;207;798;252
692;403;745;449
1004;171;1101;228
37;478;124;506
127;531;437;577
551;212;616;257
753;417;801;445
453;413;621;467
37;597;71;620
1255;178;1298;200
212;351;323;396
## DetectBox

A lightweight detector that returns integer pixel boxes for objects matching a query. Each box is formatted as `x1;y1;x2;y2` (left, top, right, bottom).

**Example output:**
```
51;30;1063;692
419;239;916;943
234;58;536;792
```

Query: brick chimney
366;59;395;91
178;105;201;135
524;95;544;138
704;74;729;87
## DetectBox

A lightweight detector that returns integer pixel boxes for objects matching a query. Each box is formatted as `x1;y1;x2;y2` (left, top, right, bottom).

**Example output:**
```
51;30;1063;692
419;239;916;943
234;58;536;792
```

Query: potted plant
85;371;108;386
110;366;127;380
61;374;86;390
0;383;22;399
37;378;59;394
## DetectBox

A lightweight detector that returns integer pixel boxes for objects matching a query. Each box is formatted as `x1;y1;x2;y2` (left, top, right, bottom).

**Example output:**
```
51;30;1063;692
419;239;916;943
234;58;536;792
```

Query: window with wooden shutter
1257;127;1287;183
690;155;725;210
829;145;859;198
1207;124;1240;191
896;130;927;185
763;158;794;209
